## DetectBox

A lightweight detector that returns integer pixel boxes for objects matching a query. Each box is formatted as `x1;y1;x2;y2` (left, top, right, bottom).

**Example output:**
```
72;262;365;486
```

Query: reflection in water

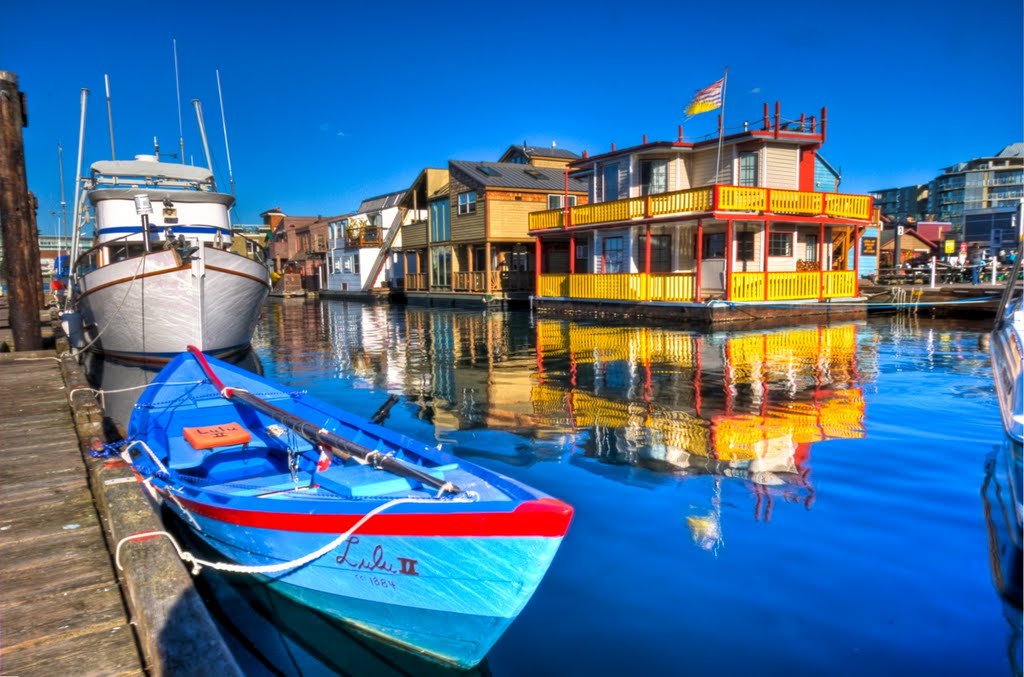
276;301;873;548
84;349;264;431
982;439;1023;676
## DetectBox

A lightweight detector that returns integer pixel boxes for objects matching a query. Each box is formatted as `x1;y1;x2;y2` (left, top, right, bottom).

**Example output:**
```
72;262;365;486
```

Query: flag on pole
685;78;725;118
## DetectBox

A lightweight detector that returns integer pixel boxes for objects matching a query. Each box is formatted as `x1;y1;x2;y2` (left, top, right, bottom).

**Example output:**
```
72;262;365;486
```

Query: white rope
68;379;205;398
121;439;171;477
115;493;477;575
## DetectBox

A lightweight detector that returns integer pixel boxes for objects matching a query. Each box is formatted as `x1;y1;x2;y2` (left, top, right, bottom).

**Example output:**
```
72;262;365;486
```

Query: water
95;299;1022;675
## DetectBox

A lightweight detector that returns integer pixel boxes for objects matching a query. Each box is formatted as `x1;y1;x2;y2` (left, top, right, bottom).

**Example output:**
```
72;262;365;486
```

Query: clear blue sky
4;0;1022;235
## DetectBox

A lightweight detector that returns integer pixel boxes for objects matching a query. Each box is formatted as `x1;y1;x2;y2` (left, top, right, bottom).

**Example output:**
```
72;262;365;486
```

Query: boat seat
166;422;314;470
315;463;459;497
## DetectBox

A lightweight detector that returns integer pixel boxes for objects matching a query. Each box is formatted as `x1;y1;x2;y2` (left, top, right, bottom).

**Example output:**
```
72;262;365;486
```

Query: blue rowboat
124;347;573;669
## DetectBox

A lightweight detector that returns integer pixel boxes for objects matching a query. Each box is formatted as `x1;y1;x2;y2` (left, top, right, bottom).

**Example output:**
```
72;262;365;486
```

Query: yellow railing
824;193;873;220
538;273;697;302
771;189;823;216
729;270;857;301
527;185;873;232
717;186;768;211
648;187;713;216
571;197;645;226
822;270;856;297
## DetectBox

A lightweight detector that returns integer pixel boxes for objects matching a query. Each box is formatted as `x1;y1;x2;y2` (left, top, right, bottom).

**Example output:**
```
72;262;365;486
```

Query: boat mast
173;39;185;165
69;88;88;271
215;70;235;197
57;141;67;252
104;74;115;160
191;99;214;181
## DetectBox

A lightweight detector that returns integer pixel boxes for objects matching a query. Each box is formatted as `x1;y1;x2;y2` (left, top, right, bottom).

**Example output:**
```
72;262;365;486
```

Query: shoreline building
528;103;874;327
323;189;409;299
872;143;1023;251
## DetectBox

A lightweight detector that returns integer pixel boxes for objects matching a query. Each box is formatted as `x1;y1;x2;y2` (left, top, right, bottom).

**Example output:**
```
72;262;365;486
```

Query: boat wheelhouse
528;105;874;326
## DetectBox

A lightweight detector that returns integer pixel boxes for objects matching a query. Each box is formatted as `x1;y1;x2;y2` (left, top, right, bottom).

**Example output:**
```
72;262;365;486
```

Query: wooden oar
186;346;461;494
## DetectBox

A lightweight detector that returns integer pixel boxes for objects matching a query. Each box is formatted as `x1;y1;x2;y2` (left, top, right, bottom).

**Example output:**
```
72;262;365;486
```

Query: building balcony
452;271;534;293
529;185;873;233
537;270;856;303
345;226;382;248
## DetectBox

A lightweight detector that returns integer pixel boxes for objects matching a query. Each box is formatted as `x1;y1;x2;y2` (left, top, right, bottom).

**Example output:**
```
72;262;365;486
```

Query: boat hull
166;501;563;668
75;246;268;360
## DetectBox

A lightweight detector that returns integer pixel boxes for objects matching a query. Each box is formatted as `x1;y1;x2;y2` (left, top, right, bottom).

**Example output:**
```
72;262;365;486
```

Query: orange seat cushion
182;422;252;450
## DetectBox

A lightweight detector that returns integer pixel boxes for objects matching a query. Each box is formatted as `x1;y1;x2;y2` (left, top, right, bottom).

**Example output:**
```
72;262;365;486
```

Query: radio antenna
173;39;185;164
216;70;235;196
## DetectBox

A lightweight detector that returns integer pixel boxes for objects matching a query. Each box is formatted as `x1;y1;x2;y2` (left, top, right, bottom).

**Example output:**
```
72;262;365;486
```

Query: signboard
860;237;878;256
944;239;955;254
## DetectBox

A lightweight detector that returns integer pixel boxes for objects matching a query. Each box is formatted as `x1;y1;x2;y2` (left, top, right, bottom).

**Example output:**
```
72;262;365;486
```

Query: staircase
362;208;407;292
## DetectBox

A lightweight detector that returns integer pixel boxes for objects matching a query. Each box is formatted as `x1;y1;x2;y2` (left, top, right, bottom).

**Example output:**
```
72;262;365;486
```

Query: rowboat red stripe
169;493;574;537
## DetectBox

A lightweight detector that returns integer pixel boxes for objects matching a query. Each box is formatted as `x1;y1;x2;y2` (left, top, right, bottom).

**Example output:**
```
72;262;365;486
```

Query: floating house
323;190;409;300
528;105;875;326
398;146;588;307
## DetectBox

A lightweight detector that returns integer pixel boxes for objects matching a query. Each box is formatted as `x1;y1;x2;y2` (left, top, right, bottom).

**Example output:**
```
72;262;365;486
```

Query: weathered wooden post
0;70;43;350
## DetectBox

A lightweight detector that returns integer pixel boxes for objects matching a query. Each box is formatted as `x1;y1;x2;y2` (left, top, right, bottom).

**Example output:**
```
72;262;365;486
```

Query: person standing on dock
970;247;984;285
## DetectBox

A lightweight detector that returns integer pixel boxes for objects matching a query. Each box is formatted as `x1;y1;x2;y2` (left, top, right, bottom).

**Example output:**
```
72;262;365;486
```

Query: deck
0;350;144;675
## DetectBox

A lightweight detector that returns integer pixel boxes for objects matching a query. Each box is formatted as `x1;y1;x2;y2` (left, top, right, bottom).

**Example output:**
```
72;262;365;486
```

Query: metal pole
69;89;88;268
173;39;185;164
216;70;235;196
57;142;68;250
930;256;936;288
104;74;115;160
192;99;214;175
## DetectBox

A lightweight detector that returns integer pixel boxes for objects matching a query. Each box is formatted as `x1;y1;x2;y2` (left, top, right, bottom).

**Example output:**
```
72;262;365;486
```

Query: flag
685;78;724;118
316;447;331;472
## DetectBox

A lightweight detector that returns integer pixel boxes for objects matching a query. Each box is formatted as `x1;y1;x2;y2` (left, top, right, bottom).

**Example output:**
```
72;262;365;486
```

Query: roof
449;160;587;192
357;189;406;214
91;159;213;184
997;142;1024;158
498;144;580;163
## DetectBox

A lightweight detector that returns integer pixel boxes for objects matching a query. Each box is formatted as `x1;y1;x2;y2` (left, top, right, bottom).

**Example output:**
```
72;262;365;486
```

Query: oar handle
187;345;228;393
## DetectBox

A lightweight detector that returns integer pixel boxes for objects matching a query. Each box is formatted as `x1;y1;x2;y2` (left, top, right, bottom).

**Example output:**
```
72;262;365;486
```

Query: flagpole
714;67;729;183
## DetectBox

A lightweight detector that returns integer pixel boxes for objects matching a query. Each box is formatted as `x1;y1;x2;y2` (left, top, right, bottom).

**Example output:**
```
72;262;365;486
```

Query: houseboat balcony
528;185;873;232
406;273;427;291
537;270;857;303
452;271;534;293
344;226;382;248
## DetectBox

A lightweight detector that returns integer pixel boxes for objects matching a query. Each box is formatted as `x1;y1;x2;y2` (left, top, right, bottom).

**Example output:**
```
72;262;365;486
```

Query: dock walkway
0;350;144;675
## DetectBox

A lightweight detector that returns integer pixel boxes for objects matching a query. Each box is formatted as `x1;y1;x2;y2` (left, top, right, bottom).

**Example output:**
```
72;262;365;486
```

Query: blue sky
4;0;1022;235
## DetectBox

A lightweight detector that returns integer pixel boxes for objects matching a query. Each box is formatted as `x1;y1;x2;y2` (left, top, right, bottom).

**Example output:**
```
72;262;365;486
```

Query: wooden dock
0;350;144;675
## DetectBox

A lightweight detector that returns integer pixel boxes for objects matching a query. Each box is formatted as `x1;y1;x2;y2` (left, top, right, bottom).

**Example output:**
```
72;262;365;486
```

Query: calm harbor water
95;299;1021;676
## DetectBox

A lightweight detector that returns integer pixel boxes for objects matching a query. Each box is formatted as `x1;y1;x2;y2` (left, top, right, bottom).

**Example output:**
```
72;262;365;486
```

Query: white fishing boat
67;156;270;362
64;73;270;363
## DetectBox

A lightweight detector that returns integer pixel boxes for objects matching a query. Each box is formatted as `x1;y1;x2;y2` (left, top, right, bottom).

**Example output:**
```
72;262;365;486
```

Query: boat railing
994;253;1023;330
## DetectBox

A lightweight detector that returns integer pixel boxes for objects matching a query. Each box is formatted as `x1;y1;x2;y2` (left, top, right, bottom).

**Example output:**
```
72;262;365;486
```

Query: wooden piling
0;70;43;350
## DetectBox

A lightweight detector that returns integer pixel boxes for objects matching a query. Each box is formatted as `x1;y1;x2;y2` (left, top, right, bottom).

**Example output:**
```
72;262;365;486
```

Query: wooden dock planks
0;352;144;676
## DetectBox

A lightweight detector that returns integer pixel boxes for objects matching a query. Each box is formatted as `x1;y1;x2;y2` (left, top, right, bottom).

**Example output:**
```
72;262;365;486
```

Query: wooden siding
764;146;799;189
403;220;427;248
489;192;546;240
449;171;486;243
530;157;572;169
688;149;729;186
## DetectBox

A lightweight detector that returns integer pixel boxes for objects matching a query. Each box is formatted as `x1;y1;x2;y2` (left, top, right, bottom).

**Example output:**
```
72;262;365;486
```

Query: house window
353;254;360;274
602;236;625;273
547;194;578;210
637;234;672;272
640;159;668;196
457;192;476;215
430;246;451;287
599;163;619;202
804;233;818;261
739;151;758;187
702;232;726;258
769;232;793;257
737;231;755;261
342;256;353;273
430;199;450;241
